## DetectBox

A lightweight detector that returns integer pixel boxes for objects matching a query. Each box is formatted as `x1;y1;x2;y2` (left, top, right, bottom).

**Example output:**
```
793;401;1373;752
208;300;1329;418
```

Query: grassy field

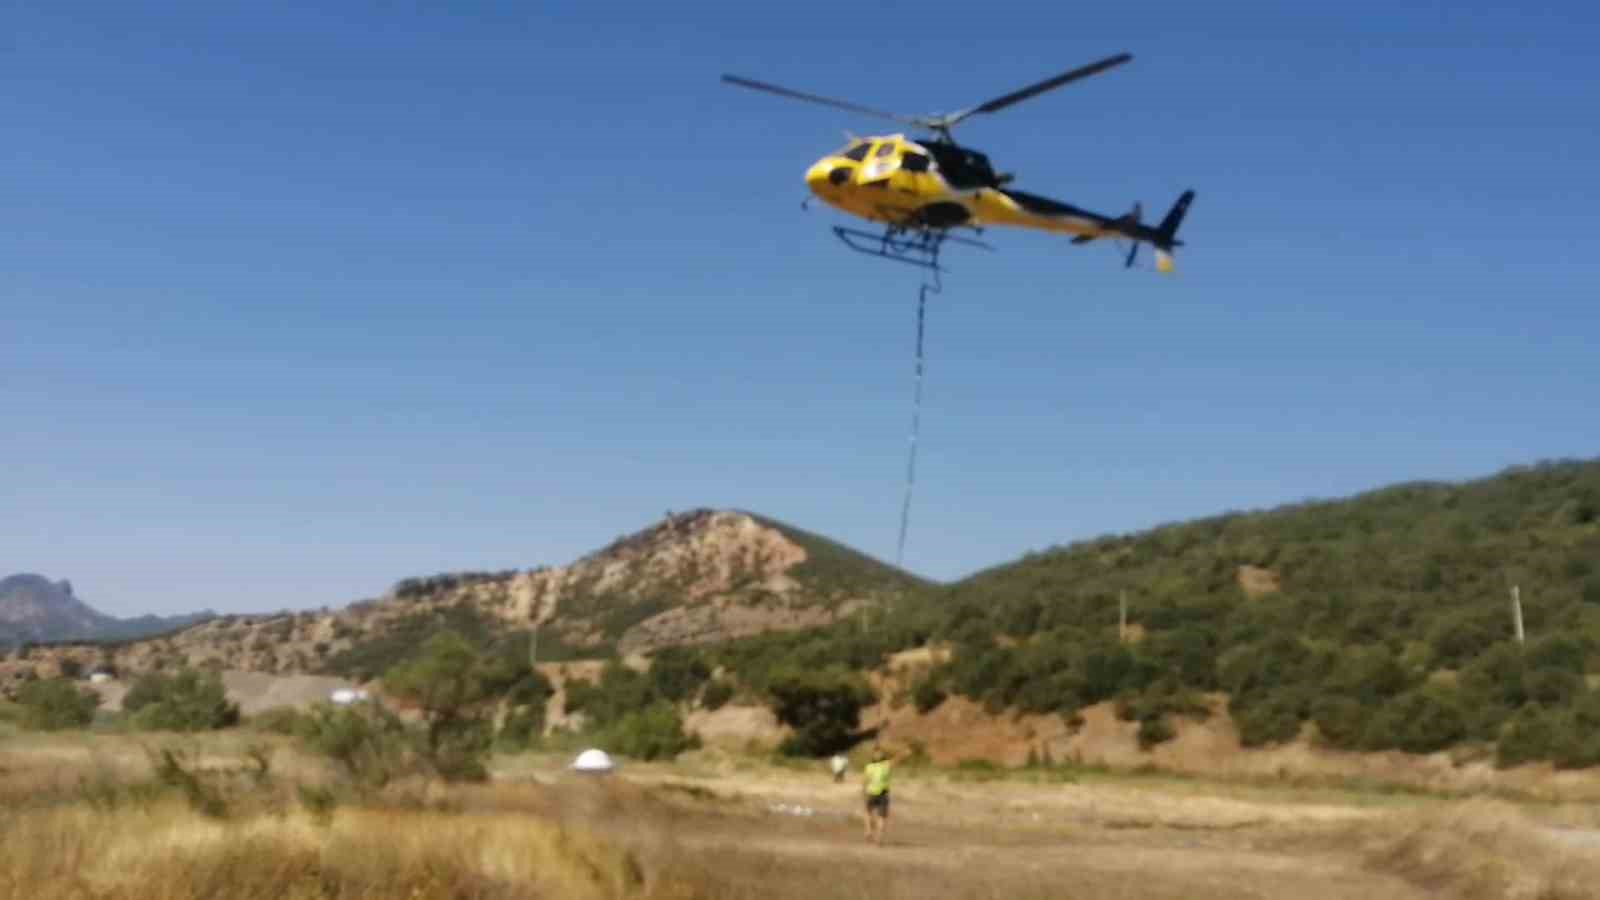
2;732;1597;899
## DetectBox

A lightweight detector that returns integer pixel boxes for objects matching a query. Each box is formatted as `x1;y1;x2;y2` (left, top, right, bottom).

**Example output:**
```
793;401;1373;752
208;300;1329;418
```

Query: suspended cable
895;261;940;569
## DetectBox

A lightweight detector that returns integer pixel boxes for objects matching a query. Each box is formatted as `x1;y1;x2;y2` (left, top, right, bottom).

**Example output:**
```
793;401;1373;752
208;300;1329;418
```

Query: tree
382;631;497;780
649;647;711;702
768;667;872;757
497;670;554;750
16;678;99;730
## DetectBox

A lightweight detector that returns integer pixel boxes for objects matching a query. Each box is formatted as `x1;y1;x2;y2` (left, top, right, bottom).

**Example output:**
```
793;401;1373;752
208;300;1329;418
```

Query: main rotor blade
721;74;920;126
943;53;1132;127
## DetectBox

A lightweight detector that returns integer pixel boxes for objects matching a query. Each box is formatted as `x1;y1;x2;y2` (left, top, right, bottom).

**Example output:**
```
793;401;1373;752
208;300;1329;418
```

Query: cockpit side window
840;142;871;162
874;141;895;157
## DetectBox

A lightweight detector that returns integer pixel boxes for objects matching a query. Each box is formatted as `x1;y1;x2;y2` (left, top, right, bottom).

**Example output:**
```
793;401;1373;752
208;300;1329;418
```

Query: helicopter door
859;139;899;182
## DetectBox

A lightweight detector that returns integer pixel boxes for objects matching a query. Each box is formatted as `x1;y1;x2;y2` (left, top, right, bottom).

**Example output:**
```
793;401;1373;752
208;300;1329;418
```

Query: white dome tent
570;748;616;774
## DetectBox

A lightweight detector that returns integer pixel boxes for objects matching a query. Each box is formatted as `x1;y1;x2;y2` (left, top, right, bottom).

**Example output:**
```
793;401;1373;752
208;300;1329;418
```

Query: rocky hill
2;509;925;684
0;574;211;644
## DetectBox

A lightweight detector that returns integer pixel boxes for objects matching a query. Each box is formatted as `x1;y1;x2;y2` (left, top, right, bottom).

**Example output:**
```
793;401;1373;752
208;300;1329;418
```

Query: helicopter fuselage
805;134;1165;252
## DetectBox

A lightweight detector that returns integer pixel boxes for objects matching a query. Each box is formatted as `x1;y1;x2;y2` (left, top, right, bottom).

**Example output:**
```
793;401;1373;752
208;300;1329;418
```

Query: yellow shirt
864;761;892;796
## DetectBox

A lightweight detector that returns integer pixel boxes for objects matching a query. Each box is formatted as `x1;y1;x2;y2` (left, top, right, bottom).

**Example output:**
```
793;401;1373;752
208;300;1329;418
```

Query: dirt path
618;767;1433;900
669;806;1427;900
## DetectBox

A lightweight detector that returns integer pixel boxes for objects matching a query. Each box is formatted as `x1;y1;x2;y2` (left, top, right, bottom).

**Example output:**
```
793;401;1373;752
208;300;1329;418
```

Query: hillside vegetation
679;459;1600;766
11;462;1600;771
902;458;1600;763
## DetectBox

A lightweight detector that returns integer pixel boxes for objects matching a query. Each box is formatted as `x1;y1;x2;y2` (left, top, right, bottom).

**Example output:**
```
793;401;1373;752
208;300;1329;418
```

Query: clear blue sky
5;1;1598;617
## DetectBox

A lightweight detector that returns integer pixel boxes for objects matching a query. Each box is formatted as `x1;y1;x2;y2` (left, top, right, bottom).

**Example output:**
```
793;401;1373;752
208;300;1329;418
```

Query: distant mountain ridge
0;509;927;681
0;574;213;644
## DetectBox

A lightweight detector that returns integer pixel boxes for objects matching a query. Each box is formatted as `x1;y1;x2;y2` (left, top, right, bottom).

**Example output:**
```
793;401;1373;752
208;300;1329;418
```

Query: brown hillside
0;509;915;687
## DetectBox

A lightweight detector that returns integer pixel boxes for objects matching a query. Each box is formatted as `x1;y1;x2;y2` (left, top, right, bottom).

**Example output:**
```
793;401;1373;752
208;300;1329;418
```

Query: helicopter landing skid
831;225;992;272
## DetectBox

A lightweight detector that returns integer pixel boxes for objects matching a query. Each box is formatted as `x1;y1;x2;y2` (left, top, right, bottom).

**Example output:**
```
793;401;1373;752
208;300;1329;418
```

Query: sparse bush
297;783;340;825
149;747;229;818
15;677;99;731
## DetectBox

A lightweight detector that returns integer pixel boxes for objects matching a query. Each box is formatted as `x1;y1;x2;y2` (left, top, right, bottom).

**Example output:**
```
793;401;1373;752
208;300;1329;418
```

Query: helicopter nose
805;159;833;192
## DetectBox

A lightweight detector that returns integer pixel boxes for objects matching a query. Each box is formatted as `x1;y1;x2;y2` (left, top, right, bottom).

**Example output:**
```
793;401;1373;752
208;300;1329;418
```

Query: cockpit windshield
835;142;871;162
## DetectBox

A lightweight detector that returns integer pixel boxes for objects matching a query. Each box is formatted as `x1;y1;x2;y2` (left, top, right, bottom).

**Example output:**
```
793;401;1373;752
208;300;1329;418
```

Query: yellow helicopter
723;53;1194;273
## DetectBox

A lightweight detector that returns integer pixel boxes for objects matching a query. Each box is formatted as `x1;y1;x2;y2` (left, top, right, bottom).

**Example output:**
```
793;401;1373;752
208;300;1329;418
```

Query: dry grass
1348;798;1600;900
0;737;1074;900
5;731;1593;899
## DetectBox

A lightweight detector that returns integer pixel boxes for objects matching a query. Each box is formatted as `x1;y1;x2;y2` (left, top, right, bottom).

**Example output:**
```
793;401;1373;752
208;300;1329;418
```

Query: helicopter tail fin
1156;190;1194;245
1149;190;1194;274
1126;187;1190;272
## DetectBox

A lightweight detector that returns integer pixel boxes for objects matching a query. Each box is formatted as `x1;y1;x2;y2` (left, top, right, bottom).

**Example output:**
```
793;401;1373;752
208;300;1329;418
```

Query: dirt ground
586;763;1414;899
503;748;1600;900
83;671;363;715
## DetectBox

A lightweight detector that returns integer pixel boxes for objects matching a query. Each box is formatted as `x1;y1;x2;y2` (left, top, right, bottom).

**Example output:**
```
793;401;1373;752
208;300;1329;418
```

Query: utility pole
1510;584;1526;645
1119;590;1129;644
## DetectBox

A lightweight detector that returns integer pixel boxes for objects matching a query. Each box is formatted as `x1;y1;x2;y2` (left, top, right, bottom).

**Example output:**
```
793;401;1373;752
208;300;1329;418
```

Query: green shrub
564;660;654;727
1311;696;1371;749
1524;668;1582;705
125;669;240;732
648;647;711;702
1325;645;1412;705
700;678;734;711
912;675;947;714
1496;705;1569;768
1136;716;1175;749
497;707;543;750
249;706;309;735
1365;687;1468;754
1231;691;1304;747
298;702;414;789
15;677;99;731
598;701;699;761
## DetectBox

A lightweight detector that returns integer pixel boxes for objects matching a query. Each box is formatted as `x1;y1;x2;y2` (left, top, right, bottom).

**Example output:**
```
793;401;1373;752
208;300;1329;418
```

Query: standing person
830;753;848;783
861;746;906;844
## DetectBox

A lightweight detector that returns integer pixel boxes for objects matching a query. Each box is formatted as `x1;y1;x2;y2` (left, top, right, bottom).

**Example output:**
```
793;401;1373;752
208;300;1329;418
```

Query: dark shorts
865;791;890;816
